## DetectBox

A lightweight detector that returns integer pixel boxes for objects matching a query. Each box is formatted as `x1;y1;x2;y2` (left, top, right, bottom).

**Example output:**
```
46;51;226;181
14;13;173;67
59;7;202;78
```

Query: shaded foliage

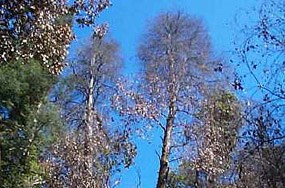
236;143;285;188
0;61;62;187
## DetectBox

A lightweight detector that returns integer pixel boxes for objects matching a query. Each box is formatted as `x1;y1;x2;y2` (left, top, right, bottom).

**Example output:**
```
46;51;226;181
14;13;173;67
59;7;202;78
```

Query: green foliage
0;61;56;120
168;90;242;188
167;165;197;188
0;61;63;187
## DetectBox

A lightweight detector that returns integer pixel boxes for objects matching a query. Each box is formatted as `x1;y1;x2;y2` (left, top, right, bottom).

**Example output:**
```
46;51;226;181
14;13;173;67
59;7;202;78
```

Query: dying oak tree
231;0;285;186
45;34;136;188
139;12;221;188
194;92;241;177
0;0;111;74
113;11;221;188
234;0;285;140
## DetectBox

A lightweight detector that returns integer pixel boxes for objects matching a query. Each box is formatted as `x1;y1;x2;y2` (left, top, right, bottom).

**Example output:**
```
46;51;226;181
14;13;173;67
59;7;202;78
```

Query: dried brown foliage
0;0;111;74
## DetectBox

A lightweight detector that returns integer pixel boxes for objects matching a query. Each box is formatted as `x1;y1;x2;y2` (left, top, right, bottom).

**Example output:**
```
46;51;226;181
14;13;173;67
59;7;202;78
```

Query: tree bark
85;55;95;171
156;98;176;188
83;40;102;183
156;48;177;188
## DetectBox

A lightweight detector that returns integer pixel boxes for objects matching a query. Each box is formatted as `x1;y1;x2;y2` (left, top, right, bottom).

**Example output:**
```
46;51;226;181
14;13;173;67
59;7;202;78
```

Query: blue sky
97;0;258;74
74;1;259;187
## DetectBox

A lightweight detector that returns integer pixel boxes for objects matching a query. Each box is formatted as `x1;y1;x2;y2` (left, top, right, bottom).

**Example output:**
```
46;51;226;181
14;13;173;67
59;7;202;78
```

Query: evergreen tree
0;61;62;187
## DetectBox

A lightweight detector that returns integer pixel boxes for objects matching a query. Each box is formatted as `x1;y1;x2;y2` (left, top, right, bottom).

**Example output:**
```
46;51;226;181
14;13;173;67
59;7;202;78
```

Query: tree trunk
156;48;177;188
194;169;200;188
84;56;95;174
156;98;176;188
83;40;101;184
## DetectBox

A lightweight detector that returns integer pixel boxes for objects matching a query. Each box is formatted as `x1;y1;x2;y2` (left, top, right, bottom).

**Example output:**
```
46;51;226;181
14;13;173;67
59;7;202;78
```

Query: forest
0;0;285;188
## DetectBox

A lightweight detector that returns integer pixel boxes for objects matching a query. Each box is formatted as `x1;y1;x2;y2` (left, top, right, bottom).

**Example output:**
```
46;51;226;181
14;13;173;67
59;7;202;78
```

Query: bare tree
45;33;136;188
113;11;222;188
139;12;222;188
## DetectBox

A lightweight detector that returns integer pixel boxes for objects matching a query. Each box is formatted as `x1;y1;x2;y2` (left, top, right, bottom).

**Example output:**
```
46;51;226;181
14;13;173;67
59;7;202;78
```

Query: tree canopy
0;0;111;74
1;1;285;188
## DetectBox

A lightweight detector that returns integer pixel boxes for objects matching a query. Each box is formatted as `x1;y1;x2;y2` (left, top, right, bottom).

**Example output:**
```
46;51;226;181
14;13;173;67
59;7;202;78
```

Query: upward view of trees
1;0;285;188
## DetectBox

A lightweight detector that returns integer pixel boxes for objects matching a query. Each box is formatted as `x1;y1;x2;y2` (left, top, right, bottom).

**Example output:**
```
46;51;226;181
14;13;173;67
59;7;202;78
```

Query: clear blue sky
74;1;259;187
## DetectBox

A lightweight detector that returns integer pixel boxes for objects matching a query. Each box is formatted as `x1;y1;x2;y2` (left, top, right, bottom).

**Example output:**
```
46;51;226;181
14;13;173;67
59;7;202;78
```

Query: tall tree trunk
156;99;176;188
83;39;105;187
83;39;103;185
84;56;95;173
156;49;177;188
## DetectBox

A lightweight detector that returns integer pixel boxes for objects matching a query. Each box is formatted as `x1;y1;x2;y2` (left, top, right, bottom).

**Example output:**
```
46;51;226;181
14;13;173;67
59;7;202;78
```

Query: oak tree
0;0;111;74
